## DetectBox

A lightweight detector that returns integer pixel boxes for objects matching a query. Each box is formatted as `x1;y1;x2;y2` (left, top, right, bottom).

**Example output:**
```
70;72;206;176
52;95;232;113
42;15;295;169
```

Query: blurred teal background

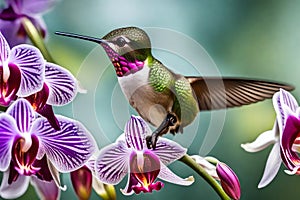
2;0;300;199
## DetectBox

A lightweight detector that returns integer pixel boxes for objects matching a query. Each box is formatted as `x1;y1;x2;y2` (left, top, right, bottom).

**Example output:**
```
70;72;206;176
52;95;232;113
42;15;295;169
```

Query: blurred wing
187;77;294;110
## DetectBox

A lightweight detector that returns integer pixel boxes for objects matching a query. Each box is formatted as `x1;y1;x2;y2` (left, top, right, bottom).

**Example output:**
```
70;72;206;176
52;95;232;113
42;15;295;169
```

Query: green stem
21;17;55;63
179;154;230;200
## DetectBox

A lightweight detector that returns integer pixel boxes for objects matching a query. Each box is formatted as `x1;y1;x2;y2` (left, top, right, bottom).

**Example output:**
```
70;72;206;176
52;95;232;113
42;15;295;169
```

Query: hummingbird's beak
55;31;107;44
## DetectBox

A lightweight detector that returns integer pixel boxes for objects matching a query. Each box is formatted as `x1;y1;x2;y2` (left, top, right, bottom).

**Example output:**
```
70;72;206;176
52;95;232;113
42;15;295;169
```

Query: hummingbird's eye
115;37;127;47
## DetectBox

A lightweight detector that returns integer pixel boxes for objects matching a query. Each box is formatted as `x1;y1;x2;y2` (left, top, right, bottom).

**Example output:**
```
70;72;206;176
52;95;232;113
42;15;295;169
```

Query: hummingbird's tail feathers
186;77;294;111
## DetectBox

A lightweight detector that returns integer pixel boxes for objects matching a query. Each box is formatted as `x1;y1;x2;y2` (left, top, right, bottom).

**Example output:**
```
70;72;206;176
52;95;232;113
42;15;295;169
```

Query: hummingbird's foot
146;113;177;149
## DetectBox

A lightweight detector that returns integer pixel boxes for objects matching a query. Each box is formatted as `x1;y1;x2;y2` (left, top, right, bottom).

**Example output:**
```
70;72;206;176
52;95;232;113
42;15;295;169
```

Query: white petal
258;143;281;188
0;171;30;199
92;176;105;196
241;122;278;153
158;163;194;186
190;155;218;179
46;158;67;191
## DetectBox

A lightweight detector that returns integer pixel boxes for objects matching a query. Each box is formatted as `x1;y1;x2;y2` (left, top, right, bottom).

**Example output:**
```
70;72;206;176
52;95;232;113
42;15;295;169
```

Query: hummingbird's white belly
117;66;150;100
118;66;173;127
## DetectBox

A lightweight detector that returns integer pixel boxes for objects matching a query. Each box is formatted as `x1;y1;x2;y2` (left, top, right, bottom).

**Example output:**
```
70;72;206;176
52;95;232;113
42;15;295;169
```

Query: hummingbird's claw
146;113;177;149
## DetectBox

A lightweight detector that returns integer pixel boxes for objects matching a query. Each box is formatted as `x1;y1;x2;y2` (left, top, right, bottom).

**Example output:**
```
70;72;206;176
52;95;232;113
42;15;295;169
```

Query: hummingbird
55;27;294;149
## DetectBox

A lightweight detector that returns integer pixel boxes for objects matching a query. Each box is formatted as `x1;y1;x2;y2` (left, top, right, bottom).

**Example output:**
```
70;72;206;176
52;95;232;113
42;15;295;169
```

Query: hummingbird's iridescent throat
100;42;144;77
55;31;145;77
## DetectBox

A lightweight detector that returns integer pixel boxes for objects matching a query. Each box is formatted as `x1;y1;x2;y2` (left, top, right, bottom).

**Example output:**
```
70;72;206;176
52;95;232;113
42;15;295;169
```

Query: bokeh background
1;0;300;199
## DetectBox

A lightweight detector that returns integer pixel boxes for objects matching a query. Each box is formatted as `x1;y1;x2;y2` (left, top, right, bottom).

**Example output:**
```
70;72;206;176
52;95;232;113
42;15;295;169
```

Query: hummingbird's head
99;27;152;76
56;27;152;77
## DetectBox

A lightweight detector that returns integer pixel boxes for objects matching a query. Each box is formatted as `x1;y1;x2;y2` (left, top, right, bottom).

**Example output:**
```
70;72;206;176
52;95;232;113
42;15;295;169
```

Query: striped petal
9;44;45;97
273;92;286;133
125;115;150;150
31;115;97;172
273;89;298;134
0;114;20;171
279;89;298;113
7;98;35;133
45;63;77;106
0;32;10;64
152;137;187;165
96;140;130;185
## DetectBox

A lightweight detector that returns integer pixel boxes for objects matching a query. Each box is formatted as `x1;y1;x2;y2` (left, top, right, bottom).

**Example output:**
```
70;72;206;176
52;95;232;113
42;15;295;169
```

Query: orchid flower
0;0;57;46
25;62;78;130
0;99;97;199
241;89;300;188
95;115;194;195
191;155;241;200
0;31;44;106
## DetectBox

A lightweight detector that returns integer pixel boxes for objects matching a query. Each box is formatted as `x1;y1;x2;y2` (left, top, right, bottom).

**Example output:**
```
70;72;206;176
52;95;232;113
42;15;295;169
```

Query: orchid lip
55;31;107;45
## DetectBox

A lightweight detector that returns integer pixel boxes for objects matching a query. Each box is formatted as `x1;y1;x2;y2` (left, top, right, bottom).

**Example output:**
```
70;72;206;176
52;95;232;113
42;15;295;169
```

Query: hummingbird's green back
149;58;199;127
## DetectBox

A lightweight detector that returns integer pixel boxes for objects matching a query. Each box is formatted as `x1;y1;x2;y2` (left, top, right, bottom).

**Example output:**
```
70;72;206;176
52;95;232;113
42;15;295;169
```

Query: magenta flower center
12;135;40;176
25;83;50;111
0;63;21;106
129;150;163;194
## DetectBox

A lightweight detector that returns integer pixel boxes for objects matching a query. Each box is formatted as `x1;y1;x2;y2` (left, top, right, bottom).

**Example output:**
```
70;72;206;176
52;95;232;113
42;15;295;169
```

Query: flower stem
21;17;55;63
179;154;230;200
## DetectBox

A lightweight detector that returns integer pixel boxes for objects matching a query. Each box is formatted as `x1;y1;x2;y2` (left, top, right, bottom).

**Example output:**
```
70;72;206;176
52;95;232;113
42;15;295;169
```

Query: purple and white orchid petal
241;122;278;153
125;115;150;150
0;114;20;171
0;171;30;199
280;115;300;174
7;98;35;133
273;89;298;134
258;143;281;188
158;163;194;186
279;89;298;113
0;32;10;64
96;140;130;185
31;176;60;200
273;92;286;133
45;63;77;106
152;137;187;165
32;115;96;172
9;44;45;97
